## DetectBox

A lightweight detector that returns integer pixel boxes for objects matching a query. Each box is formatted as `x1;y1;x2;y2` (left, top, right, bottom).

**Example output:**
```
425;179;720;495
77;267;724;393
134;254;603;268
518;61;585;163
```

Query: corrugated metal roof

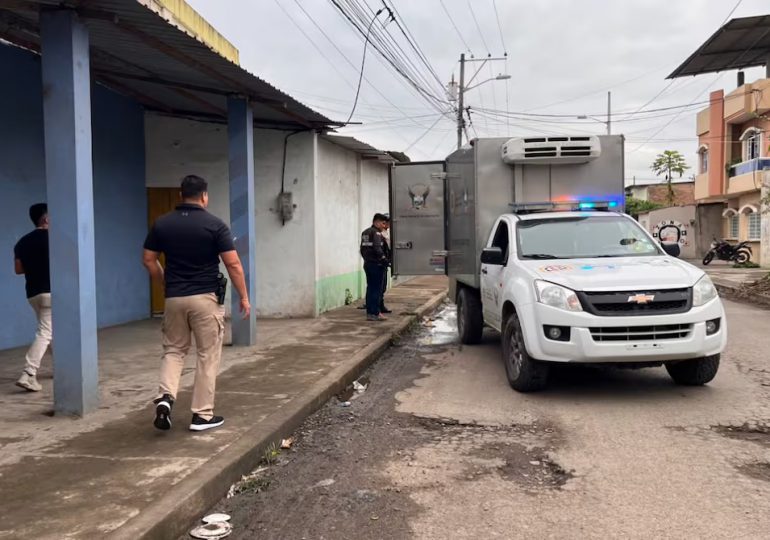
0;0;340;128
668;15;770;78
321;134;397;164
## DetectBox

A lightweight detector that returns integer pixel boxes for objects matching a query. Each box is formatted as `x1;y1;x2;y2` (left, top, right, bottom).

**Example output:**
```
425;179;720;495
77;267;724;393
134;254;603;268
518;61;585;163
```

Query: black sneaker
189;414;225;432
153;394;174;431
380;307;393;314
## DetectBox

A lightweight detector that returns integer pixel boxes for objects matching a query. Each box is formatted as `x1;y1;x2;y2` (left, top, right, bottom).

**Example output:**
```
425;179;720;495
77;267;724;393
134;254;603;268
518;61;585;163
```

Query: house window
698;147;708;173
748;212;761;241
728;215;739;239
741;128;762;161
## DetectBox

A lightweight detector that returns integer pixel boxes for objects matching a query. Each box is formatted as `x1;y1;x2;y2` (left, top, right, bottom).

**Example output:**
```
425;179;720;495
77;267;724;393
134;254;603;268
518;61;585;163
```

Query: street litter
340;401;352;407
227;467;268;498
313;478;335;488
280;437;294;449
190;520;232;539
353;380;367;393
202;514;231;524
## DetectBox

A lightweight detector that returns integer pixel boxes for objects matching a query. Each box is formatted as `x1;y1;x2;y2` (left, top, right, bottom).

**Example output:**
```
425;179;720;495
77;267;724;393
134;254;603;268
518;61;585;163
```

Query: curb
713;278;770;310
109;288;448;540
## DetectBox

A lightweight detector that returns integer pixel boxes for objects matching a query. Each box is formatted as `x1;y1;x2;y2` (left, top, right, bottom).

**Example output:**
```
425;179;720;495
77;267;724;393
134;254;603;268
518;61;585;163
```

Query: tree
650;150;689;206
625;196;662;218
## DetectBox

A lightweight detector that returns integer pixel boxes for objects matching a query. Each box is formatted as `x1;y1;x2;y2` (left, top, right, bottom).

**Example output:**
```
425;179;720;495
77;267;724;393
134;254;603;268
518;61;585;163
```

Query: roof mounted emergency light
501;135;601;165
509;200;618;214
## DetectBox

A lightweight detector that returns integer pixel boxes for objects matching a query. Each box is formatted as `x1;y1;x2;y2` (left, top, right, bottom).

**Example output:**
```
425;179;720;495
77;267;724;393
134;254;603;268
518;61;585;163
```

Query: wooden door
147;188;181;315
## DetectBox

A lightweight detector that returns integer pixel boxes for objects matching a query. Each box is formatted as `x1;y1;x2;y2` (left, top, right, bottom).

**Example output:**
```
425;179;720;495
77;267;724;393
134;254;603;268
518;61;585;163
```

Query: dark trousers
380;267;389;309
364;262;384;316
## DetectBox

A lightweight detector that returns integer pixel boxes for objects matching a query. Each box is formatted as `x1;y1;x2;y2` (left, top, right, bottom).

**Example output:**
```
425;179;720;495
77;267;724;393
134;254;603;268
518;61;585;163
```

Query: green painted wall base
315;268;391;315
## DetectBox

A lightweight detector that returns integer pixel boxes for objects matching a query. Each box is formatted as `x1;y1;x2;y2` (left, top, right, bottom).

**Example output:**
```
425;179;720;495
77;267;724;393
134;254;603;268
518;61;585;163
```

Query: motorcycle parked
702;238;752;265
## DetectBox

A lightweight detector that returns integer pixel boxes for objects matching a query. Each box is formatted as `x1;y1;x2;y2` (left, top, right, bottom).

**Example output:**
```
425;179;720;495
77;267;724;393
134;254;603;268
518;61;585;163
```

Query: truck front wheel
665;354;720;386
457;288;484;345
502;313;549;392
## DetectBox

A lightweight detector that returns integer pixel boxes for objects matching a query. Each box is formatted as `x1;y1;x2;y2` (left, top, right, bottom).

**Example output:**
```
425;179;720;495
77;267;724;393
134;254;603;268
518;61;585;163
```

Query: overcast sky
187;0;767;185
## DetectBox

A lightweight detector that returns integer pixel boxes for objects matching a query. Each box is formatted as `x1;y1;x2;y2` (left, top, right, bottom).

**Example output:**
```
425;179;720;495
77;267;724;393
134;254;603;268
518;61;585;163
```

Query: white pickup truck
467;209;726;391
390;135;727;392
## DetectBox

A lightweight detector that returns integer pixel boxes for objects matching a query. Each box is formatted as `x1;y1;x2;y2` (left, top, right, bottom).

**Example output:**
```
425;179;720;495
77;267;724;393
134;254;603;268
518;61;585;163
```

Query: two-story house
694;81;770;264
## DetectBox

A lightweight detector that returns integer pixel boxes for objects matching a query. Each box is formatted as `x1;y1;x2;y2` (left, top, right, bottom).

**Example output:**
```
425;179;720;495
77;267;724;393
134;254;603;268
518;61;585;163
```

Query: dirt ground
203;300;770;539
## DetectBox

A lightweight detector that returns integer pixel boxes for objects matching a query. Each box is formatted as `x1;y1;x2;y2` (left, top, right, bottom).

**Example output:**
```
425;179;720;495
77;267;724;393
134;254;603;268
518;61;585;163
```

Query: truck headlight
535;280;583;312
692;275;718;307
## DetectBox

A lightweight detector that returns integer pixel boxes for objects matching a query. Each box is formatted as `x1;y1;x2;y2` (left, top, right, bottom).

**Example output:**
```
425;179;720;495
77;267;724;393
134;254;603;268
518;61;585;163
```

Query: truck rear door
390;161;447;275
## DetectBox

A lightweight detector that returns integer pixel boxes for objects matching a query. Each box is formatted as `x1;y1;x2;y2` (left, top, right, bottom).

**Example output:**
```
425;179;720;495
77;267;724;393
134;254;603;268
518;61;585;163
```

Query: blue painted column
227;96;257;345
40;9;99;415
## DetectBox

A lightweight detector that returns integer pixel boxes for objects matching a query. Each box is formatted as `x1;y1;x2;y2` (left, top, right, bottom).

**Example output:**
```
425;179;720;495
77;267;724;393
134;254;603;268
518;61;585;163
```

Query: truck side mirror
481;247;505;265
660;242;680;258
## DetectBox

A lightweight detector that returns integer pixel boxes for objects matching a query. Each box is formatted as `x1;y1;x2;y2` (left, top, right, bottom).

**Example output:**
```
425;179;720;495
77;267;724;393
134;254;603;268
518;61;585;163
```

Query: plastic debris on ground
280;437;294;449
202;513;231;524
190;521;232;539
226;466;268;498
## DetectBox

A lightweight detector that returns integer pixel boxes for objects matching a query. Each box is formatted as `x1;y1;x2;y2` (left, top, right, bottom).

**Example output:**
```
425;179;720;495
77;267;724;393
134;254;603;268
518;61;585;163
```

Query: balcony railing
728;157;770;178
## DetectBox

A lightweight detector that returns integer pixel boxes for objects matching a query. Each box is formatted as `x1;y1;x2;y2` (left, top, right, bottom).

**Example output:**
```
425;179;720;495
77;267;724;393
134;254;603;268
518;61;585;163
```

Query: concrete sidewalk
0;276;447;539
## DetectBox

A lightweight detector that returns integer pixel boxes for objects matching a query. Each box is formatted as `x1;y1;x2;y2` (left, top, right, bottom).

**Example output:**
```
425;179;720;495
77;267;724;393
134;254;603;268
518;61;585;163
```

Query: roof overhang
668;15;770;78
321;134;397;164
0;0;341;130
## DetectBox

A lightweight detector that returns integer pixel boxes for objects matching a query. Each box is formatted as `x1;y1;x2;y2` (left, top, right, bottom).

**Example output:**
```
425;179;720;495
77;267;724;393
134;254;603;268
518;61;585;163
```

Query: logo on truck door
408;184;430;210
627;293;655;304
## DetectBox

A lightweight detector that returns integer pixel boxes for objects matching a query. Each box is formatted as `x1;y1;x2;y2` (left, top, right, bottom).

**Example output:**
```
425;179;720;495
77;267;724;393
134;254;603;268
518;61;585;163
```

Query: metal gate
390;161;447;275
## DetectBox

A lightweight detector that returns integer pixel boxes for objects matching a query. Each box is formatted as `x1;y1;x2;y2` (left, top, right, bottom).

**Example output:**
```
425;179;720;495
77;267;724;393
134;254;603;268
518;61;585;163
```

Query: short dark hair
29;203;47;227
180;175;208;199
372;213;389;223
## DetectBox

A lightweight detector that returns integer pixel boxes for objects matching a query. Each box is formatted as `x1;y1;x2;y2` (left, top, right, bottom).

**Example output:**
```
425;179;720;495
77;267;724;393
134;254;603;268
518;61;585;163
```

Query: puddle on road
418;306;458;346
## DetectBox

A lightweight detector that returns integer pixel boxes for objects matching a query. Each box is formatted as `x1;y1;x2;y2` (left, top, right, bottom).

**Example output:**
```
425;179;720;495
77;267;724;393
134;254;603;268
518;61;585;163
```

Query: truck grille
590;324;692;342
578;288;691;316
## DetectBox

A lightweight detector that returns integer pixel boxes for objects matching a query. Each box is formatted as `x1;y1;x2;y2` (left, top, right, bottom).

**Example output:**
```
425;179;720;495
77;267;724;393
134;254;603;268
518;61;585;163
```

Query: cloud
187;0;768;182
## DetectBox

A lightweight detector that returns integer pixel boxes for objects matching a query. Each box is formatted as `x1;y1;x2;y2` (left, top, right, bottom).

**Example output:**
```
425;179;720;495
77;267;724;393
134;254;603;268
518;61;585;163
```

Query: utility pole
456;53;465;150
607;91;612;135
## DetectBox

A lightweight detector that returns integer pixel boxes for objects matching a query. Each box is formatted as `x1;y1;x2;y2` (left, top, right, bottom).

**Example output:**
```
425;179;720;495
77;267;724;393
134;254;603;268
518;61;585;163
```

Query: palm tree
651;150;689;206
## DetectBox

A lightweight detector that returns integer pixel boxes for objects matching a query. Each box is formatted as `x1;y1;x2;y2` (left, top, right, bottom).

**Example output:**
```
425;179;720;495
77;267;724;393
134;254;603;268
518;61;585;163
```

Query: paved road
214;299;770;539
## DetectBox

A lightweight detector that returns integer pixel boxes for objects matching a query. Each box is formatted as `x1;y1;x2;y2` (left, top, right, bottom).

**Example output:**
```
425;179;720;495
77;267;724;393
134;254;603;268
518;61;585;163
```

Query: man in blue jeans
360;213;390;322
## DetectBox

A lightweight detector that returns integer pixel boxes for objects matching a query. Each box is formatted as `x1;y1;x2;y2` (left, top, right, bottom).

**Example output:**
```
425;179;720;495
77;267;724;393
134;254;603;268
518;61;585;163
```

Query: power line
343;8;385;124
403;113;450;152
467;1;491;55
440;0;471;53
492;0;508;54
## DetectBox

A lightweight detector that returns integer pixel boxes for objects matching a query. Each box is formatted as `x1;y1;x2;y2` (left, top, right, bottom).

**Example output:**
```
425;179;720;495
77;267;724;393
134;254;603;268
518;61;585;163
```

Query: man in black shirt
13;203;51;392
143;175;250;432
360;213;390;322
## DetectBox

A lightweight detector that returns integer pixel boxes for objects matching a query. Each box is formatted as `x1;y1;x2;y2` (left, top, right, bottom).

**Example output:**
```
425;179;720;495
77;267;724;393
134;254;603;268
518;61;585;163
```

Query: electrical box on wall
278;192;294;222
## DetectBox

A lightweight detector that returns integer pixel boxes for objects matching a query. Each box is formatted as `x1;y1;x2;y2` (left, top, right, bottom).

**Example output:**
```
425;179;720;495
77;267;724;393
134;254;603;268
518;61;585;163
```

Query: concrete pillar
40;9;99;415
227;97;257;345
761;171;770;268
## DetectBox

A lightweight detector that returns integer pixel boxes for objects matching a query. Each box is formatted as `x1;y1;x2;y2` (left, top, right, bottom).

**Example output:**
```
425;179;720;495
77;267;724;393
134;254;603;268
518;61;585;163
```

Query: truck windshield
517;216;662;259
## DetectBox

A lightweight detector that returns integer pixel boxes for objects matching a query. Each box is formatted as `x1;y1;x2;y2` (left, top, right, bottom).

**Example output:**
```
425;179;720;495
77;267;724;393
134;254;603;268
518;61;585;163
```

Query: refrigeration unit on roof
501;135;602;165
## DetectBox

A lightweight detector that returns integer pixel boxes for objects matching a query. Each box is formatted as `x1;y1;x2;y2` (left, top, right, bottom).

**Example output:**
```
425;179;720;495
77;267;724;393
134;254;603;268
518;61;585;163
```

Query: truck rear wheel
665;354;720;386
502;313;549;392
457;288;483;345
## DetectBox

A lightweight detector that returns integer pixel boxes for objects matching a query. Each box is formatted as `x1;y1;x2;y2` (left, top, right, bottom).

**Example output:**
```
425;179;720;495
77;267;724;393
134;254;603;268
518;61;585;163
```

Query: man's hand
239;297;251;319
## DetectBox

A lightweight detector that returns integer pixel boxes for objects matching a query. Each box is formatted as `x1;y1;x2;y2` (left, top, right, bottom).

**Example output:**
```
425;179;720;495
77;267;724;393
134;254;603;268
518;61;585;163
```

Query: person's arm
14;258;24;275
372;232;387;264
142;249;164;285
220;250;250;318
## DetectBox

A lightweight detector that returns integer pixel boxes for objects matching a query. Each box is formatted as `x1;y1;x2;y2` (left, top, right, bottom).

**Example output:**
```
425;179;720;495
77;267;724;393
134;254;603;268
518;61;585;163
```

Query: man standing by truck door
360;213;390;321
13;203;51;392
380;215;392;314
143;175;251;432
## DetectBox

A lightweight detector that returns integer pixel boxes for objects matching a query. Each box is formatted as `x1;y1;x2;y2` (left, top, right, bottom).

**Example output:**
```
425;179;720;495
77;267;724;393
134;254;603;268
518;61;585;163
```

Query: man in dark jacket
360;213;390;321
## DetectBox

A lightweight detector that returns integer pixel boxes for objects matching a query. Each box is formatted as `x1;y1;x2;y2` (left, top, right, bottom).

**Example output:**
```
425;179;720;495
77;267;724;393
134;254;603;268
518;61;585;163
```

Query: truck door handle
481;268;488;274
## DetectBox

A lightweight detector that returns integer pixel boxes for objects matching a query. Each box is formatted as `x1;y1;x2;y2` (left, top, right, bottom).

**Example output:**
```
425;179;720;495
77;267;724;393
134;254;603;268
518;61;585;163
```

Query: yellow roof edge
136;0;240;65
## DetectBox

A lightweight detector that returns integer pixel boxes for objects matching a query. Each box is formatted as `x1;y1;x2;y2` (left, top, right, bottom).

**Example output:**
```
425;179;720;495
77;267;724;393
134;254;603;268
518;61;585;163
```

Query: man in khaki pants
14;203;51;392
143;176;250;432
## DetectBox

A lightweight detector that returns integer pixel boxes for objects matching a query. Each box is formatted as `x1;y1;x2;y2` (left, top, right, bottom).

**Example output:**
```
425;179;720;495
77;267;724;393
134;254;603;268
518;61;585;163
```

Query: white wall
144;114;317;317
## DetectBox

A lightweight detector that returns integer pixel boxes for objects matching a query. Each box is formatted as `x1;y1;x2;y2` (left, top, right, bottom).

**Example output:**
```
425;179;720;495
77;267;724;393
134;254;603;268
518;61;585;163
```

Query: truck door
481;219;510;330
390;161;446;275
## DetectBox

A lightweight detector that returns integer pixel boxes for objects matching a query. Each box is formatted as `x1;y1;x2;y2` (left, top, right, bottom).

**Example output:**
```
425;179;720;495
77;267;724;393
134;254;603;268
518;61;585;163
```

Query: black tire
702;252;714;265
734;250;750;264
665;354;720;386
457;288;483;345
502;312;549;392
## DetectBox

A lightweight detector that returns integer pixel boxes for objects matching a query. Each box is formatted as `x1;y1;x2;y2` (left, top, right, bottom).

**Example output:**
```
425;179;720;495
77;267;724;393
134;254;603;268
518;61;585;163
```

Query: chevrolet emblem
628;293;655;304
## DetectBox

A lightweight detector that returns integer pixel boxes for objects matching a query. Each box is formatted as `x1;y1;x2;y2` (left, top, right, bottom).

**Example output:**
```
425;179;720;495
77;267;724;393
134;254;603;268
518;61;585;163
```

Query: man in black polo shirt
13;203;51;392
143;175;251;432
